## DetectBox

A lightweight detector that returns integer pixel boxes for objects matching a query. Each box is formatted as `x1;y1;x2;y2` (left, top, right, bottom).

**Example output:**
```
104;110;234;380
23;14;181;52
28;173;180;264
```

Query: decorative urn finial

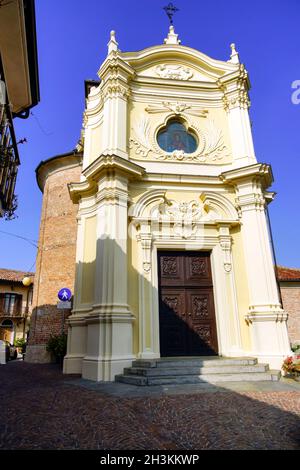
229;43;240;64
107;30;119;54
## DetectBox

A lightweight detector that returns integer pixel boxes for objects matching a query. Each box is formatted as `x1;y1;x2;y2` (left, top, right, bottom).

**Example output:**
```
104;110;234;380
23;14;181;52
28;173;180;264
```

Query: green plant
46;334;67;362
291;344;300;353
14;338;26;349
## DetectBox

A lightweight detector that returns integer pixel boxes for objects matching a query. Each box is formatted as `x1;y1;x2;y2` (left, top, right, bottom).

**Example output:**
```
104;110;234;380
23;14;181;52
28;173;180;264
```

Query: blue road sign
58;288;72;302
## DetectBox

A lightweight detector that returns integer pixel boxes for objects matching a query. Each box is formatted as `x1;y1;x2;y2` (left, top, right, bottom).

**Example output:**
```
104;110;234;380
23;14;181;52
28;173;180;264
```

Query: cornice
69;155;145;203
140;173;223;185
83;155;145;180
220;163;274;189
217;64;250;89
98;53;135;82
68;179;97;204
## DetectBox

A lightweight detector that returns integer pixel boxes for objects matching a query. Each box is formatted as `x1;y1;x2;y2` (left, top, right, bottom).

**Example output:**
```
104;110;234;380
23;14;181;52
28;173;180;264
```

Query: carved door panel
159;254;185;286
158;251;218;356
184;254;212;286
186;289;218;355
159;289;187;357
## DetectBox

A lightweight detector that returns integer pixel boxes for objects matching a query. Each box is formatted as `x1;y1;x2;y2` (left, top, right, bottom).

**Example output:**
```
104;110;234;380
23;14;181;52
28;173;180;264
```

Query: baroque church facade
30;26;292;380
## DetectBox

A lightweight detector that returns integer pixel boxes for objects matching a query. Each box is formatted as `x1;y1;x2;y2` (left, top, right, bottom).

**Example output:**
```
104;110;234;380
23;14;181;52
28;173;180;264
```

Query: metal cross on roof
163;2;179;25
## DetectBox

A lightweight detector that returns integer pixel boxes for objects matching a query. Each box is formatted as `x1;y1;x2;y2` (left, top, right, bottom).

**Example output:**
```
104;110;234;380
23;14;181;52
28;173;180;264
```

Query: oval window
157;120;198;154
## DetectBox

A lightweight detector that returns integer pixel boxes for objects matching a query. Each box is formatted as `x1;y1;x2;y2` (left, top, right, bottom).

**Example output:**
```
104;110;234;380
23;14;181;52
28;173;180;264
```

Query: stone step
132;357;258;369
115;370;281;386
124;364;269;377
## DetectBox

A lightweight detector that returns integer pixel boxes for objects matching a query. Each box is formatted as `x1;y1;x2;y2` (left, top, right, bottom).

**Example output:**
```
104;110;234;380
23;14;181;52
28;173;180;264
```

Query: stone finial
107;30;119;54
164;25;181;45
229;43;240;64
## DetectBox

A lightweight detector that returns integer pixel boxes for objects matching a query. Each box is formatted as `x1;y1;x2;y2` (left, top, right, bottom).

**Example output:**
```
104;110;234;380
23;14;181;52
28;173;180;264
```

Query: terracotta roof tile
277;266;300;281
0;268;35;283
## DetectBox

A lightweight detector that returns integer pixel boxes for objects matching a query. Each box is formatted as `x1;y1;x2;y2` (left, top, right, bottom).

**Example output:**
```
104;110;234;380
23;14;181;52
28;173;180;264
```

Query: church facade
62;27;291;381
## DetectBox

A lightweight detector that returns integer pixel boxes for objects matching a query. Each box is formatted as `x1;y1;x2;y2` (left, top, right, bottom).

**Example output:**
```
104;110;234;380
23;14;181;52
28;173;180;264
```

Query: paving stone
0;361;299;450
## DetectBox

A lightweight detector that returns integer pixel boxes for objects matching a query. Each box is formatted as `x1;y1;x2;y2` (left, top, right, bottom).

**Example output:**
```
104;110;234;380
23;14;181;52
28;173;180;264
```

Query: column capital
218;64;250;111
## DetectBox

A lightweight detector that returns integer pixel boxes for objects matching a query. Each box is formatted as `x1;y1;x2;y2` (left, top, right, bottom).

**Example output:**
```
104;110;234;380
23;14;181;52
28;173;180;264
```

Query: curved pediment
130;189;239;224
121;44;239;83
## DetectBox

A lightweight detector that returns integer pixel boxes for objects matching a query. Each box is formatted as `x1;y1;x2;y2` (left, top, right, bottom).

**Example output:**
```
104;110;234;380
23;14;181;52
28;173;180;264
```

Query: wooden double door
158;251;218;357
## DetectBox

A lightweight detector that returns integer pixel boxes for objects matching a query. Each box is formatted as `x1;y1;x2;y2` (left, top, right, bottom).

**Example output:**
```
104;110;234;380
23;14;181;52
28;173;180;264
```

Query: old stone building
28;26;298;381
0;268;34;343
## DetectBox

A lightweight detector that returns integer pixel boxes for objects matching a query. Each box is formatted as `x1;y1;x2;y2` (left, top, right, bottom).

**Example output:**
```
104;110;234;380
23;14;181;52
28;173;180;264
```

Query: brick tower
25;150;82;362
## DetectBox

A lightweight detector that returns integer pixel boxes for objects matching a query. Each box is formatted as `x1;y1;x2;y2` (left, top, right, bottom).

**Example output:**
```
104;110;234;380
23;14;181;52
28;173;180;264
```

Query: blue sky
2;0;300;271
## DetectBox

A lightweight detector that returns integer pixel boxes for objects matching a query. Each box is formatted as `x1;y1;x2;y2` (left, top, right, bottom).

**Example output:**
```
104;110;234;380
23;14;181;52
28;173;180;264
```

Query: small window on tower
157;119;198;154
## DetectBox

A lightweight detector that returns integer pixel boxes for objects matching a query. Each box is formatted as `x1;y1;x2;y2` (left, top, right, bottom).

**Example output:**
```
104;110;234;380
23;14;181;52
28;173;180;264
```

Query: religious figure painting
157;120;198;153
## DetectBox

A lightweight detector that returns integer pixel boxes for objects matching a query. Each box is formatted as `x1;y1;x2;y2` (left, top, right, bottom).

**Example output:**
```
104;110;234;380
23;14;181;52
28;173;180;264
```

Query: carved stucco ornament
155;64;193;80
129;115;229;163
145;101;208;118
157;198;207;239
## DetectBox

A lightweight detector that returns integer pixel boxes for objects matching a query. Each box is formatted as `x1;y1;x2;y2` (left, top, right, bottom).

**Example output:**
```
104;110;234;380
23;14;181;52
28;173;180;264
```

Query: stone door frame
135;221;243;360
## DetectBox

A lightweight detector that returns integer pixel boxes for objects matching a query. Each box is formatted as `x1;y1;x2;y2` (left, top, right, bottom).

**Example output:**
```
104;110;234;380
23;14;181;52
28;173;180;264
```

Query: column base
246;309;291;369
82;355;135;382
254;353;289;370
138;351;160;360
63;354;84;374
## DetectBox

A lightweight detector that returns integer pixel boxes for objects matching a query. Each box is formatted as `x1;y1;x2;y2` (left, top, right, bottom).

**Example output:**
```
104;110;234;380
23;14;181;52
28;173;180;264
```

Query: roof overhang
36;150;83;193
0;0;40;115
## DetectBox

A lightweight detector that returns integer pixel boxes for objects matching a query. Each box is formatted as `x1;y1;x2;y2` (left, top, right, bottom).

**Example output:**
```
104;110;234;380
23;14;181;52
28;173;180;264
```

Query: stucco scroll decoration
145;101;208;118
129;115;229;163
157;198;204;239
155;64;193;80
136;232;152;274
158;198;203;221
220;238;232;273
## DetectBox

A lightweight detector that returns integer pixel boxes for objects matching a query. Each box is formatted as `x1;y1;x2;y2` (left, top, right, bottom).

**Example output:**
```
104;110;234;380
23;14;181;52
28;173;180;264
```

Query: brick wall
26;154;82;363
280;282;300;345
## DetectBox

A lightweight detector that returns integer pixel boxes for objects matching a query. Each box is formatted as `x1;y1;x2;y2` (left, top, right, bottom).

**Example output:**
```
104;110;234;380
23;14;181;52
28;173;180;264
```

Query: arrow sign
58;288;72;302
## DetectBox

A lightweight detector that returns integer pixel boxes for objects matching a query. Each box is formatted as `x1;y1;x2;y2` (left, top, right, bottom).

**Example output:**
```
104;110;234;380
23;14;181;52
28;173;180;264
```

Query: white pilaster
136;224;159;359
98;51;134;160
63;317;87;374
220;65;256;167
101;88;129;159
218;224;243;355
81;172;135;381
222;166;291;368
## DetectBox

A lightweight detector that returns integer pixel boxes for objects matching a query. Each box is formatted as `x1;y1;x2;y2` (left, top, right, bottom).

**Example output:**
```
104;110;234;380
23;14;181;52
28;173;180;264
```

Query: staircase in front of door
115;356;281;386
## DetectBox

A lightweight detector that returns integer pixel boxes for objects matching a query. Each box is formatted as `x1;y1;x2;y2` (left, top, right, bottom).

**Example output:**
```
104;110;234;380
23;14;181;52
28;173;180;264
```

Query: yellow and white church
63;26;291;382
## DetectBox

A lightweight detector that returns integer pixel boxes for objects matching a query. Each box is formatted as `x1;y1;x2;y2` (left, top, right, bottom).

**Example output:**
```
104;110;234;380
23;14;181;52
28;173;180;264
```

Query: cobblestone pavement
0;361;299;450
